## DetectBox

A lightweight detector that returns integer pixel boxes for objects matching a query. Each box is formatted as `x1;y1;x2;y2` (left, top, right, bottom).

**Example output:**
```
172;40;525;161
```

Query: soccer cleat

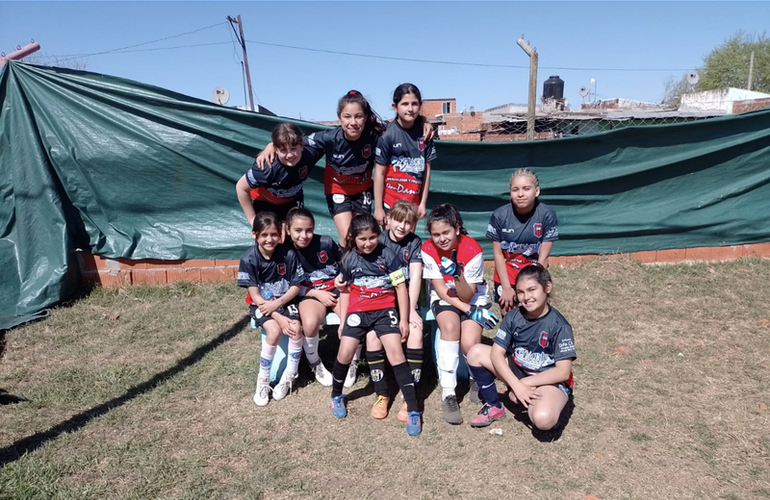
311;361;333;387
370;395;389;419
406;411;422;436
470;403;506;428
272;371;297;401
253;377;271;407
344;361;358;388
396;401;409;423
469;379;482;404
331;394;347;418
441;395;463;425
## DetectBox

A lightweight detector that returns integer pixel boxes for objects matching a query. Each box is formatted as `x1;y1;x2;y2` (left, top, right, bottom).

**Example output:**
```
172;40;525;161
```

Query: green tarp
2;61;770;319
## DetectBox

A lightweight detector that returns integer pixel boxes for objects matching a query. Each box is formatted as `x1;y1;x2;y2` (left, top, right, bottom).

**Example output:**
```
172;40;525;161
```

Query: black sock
393;362;418;413
331;360;350;398
367;349;389;397
405;347;423;384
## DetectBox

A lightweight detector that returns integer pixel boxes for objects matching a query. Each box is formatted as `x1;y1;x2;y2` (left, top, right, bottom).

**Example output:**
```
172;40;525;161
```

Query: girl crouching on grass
466;264;576;430
237;212;305;406
329;213;422;436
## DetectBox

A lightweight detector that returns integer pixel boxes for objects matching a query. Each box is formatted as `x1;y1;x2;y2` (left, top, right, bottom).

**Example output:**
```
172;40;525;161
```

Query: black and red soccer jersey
375;120;437;207
303;127;377;196
494;306;576;387
486;200;559;283
339;245;402;313
377;231;422;283
237;244;304;305
422;235;488;307
244;151;315;205
290;235;342;293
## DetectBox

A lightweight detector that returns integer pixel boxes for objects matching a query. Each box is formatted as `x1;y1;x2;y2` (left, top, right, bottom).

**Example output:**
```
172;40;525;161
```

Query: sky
2;1;769;121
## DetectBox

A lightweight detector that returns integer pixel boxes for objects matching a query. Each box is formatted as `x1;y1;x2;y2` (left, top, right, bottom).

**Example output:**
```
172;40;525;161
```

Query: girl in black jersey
285;208;341;387
330;213;422;436
465;265;576;430
237;212;305;407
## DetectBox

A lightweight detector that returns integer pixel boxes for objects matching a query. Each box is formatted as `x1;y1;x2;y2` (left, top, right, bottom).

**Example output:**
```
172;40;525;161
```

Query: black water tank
543;75;564;100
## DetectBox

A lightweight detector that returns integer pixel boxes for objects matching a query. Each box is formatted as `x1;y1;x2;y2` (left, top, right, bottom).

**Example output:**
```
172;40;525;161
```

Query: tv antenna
212;87;230;105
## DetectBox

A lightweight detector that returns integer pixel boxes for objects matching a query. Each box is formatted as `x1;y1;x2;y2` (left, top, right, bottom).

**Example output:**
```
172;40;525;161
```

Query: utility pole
517;37;538;141
228;15;255;111
748;50;755;91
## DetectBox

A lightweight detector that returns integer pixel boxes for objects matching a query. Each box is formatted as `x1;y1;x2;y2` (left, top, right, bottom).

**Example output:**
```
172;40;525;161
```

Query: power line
244;39;693;73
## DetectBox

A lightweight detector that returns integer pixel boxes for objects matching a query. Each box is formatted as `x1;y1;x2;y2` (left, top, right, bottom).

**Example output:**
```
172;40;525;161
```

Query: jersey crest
318;250;328;263
534;223;542;238
299;166;308;178
418;137;425;151
539;331;548;347
278;264;286;275
377;259;388;272
362;144;372;158
403;248;410;263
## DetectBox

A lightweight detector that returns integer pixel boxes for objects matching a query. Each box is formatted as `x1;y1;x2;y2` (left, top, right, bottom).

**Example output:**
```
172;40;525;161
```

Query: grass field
1;257;769;500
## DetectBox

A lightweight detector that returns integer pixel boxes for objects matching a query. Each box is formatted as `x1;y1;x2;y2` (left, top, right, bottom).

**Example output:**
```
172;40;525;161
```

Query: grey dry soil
1;257;769;499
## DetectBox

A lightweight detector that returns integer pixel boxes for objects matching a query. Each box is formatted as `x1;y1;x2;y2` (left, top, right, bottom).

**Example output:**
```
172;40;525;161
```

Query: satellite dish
212;87;230;105
579;86;589;97
687;72;699;85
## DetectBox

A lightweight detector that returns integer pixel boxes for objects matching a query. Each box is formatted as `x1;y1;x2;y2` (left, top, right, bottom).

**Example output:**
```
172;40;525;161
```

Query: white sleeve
422;252;442;280
462;252;484;284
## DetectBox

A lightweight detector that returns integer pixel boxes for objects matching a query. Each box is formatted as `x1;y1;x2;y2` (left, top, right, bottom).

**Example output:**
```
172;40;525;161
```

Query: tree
700;31;770;93
662;73;697;107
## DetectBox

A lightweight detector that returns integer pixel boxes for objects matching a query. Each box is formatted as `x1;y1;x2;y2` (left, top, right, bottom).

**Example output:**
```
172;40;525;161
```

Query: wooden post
517;38;538;141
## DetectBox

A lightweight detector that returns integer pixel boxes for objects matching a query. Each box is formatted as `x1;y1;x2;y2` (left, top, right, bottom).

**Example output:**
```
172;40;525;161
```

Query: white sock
303;335;320;365
286;339;303;377
259;343;277;380
437;339;460;400
351;343;363;364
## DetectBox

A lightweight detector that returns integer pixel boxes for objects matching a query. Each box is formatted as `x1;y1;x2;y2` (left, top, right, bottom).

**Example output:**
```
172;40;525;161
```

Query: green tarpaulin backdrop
2;61;770;320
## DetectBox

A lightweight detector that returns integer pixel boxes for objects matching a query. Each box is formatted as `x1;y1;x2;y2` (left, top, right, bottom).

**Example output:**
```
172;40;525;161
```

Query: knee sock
367;349;389;397
392;362;418;413
468;365;502;408
331;360;350;398
258;343;277;380
286;339;303;378
351;343;362;364
437;339;460;400
405;347;423;384
303;335;320;365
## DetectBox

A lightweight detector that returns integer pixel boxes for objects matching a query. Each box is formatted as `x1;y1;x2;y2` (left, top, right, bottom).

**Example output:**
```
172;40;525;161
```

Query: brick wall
733;97;770;114
422;99;455;118
79;242;770;287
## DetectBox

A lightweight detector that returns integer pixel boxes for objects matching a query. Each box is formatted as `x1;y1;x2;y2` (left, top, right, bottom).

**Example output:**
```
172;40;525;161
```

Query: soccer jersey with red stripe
375;120;436;207
244;151;314;205
303;127;377;196
340;244;402;313
290;235;342;293
421;235;488;307
237;244;304;305
377;231;422;284
486;201;558;283
493;306;576;387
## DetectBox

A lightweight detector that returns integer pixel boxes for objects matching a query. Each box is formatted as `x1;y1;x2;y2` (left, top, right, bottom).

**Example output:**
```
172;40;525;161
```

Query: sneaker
253;377;271;407
331;394;347;418
273;372;296;401
344;362;358;388
371;395;389;419
396;401;409;423
470;403;506;428
311;361;333;387
469;379;482;404
406;411;422;436
441;395;463;425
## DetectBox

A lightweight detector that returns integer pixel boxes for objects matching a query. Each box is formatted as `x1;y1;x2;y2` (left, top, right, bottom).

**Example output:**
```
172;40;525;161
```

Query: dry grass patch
1;258;770;499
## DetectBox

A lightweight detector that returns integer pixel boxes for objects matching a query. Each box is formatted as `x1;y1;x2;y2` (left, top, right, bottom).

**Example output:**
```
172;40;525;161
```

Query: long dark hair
344;213;381;256
426;203;468;236
337;90;386;138
252;211;280;236
392;83;422;106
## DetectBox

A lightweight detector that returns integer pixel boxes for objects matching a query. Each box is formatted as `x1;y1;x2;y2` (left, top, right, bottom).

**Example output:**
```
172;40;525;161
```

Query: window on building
442;101;452;114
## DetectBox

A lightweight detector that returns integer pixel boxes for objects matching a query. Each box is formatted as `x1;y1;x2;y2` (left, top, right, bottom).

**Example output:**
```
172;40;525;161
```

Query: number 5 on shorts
388;310;398;325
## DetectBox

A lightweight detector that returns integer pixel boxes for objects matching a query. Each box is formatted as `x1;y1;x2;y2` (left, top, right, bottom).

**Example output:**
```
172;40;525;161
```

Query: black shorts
249;302;300;329
430;301;490;323
252;198;303;222
493;282;516;305
508;356;572;399
340;308;400;341
325;190;373;217
299;287;340;313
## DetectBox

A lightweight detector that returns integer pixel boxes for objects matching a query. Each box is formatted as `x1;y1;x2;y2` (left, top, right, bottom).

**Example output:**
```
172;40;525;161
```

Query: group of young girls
235;83;576;437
